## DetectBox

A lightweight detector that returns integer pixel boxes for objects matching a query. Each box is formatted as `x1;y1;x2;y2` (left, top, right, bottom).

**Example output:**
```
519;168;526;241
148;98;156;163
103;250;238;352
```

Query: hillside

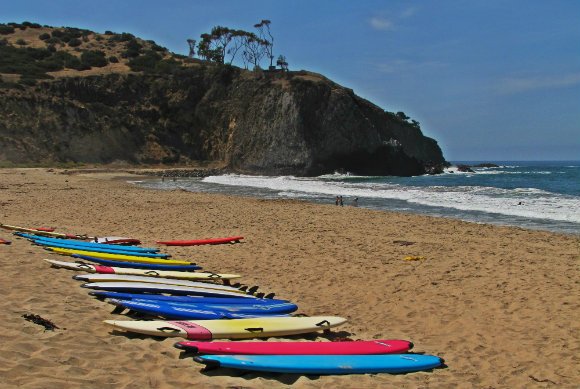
0;22;446;176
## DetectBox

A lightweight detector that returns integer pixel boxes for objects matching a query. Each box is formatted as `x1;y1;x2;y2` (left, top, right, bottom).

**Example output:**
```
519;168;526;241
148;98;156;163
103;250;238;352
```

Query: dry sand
0;168;578;388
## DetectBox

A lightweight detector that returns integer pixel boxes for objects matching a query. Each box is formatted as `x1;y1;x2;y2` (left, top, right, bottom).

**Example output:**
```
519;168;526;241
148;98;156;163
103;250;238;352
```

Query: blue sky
3;0;579;161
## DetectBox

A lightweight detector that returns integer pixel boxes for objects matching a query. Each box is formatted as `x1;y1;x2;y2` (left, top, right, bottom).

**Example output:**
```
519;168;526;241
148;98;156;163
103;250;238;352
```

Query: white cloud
400;6;418;18
495;73;580;94
374;60;446;74
369;16;394;31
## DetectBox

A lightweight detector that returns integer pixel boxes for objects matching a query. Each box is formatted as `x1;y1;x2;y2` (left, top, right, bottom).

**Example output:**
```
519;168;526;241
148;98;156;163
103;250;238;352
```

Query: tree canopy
192;20;287;71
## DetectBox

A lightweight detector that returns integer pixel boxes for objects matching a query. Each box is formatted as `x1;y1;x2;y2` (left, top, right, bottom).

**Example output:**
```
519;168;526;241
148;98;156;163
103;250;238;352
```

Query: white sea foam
203;174;580;224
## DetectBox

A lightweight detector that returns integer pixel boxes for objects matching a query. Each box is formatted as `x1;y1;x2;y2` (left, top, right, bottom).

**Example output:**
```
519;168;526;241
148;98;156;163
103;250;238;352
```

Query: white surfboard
44;259;241;281
73;273;244;293
82;282;256;298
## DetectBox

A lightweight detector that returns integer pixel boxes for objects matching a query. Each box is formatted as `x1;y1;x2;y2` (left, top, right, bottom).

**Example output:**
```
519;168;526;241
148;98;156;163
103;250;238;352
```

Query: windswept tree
254;19;274;68
197;26;249;65
276;54;288;71
195;20;283;69
187;39;196;58
241;33;269;70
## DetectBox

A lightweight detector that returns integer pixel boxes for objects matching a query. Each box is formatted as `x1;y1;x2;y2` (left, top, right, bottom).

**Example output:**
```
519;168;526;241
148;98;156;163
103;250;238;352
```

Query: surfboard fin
265;293;275;299
110;305;125;315
248;286;259;294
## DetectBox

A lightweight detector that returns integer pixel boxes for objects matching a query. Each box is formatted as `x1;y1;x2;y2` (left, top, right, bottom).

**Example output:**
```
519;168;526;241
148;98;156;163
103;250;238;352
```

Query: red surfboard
175;339;413;355
157;236;243;246
0;238;11;245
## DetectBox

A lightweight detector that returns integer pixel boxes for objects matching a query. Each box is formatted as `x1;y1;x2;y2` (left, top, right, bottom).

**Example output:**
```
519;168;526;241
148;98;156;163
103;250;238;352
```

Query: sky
3;0;579;161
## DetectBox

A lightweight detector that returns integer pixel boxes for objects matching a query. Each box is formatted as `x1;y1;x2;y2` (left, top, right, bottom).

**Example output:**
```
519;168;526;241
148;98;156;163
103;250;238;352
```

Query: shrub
0;25;15;35
19;77;37;86
68;38;82;47
124;39;142;58
38;33;51;40
151;43;166;52
108;55;119;63
46;37;60;44
104;30;114;35
64;55;89;70
46;44;56;53
80;50;107;67
51;29;64;37
127;50;162;72
16;39;27;46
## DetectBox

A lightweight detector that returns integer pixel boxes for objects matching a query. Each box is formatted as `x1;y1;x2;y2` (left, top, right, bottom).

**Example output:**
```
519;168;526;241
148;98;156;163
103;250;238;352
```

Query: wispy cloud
494;73;580;94
369;16;394;31
369;6;420;31
399;6;418;18
374;59;446;74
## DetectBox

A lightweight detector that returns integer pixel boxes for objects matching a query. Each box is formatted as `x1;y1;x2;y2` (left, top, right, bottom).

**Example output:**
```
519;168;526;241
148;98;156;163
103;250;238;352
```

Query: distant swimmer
517;201;524;205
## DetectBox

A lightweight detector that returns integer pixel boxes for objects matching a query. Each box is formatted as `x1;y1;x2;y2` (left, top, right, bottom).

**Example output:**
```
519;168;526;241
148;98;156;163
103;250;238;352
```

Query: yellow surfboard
104;316;347;340
48;247;195;265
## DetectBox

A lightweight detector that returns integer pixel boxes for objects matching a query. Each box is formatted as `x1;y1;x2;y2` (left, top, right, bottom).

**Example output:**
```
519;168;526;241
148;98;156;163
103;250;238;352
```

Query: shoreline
1;168;578;388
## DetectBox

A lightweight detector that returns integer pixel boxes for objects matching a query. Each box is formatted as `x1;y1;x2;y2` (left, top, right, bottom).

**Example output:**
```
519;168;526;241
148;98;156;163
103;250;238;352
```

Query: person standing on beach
339;196;344;206
335;196;340;206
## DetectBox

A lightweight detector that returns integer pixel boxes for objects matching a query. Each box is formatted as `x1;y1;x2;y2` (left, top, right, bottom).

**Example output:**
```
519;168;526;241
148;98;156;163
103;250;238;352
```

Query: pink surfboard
157;236;244;246
174;339;413;355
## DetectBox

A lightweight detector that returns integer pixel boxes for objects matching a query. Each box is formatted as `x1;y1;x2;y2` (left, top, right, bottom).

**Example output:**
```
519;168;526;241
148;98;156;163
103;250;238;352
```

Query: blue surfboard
112;299;290;320
112;299;297;317
89;291;289;305
194;354;444;374
36;240;170;258
16;233;159;252
72;254;201;271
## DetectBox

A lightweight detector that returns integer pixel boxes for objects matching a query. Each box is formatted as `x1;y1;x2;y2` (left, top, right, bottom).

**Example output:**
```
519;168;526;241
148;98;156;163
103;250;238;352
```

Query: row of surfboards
7;224;445;375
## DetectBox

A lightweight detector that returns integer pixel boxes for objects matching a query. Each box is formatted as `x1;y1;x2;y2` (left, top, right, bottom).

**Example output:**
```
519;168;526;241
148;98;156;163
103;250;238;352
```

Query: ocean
136;161;580;235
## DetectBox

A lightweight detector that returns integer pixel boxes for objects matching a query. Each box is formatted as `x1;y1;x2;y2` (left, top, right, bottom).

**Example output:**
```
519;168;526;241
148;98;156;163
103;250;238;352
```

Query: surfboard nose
174;343;198;353
408;341;414;350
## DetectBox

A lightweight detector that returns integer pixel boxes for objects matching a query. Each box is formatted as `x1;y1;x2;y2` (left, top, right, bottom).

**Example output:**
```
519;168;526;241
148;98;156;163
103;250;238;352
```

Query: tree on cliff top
254;19;274;68
195;21;284;70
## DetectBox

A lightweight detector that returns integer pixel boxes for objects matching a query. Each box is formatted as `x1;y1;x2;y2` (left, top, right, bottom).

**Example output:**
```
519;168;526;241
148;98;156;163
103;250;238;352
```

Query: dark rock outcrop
0;66;446;176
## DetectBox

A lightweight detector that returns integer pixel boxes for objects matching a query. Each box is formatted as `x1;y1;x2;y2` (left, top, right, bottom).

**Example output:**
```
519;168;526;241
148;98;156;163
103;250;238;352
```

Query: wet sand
0;168;578;388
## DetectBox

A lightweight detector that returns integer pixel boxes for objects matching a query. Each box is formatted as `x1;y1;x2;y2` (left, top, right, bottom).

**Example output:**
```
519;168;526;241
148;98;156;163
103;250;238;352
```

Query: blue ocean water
136;161;580;235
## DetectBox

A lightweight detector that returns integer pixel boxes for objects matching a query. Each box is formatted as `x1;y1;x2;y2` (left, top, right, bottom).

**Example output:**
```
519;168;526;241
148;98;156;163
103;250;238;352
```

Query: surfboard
44;259;237;280
89;291;286;305
157;236;244;246
19;233;158;252
0;238;11;245
82;282;256;298
110;299;289;320
93;237;141;245
34;240;169;258
1;223;86;239
175;339;413;355
104;316;346;339
193;354;443;374
71;254;202;271
48;248;194;265
72;274;244;293
111;299;296;319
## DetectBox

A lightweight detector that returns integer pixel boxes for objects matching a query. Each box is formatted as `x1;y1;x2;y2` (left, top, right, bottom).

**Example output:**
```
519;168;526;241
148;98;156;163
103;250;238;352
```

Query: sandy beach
0;167;578;388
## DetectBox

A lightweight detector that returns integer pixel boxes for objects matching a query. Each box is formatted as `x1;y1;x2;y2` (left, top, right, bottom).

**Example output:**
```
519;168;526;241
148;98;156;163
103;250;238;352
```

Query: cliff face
0;66;446;175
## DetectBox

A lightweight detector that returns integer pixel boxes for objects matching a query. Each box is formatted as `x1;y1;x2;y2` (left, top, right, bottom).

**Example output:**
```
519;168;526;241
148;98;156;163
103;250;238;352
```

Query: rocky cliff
0;25;446;176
